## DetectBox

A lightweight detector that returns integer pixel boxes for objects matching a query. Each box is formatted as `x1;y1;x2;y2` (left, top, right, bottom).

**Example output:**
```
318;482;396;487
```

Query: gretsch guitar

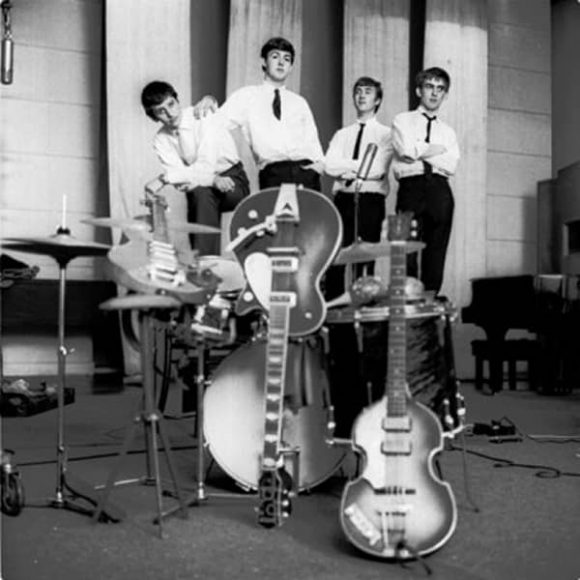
339;213;457;558
203;184;345;526
107;184;213;305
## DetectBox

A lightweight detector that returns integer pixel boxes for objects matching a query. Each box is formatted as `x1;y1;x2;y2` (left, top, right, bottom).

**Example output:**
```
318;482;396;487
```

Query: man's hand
193;95;219;119
213;176;235;193
301;160;324;174
424;143;447;158
144;174;166;194
340;170;357;182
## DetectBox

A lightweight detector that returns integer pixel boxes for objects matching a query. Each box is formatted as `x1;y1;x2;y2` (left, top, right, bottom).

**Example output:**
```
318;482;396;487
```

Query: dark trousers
186;162;250;255
324;191;386;300
258;159;321;191
396;174;454;294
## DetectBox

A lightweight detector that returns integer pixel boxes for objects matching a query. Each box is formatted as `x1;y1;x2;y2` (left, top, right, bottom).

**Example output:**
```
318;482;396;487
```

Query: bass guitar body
340;396;457;559
203;338;346;492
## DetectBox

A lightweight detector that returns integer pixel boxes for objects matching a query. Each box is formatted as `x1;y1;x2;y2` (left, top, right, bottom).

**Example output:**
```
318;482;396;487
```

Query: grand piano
461;274;575;394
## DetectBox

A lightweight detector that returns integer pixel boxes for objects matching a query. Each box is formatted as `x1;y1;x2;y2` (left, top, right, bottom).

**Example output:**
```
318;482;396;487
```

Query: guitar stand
93;300;188;538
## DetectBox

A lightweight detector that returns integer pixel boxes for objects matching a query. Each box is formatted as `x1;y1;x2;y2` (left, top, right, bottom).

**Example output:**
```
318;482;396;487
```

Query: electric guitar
339;213;457;559
107;183;214;305
228;183;342;337
230;184;341;527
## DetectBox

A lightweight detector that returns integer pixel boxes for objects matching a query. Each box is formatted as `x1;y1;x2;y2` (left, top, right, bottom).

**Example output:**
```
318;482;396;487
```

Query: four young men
142;37;459;295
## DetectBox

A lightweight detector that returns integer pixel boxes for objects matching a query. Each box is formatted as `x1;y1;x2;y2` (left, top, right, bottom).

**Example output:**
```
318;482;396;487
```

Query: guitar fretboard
386;244;407;419
262;295;293;468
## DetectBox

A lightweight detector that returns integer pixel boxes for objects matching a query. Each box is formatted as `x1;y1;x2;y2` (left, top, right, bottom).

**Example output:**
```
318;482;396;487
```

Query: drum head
197;256;245;294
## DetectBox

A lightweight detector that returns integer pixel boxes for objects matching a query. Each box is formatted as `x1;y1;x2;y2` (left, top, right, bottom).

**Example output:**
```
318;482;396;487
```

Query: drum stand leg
162;340;255;520
440;309;480;512
92;308;188;538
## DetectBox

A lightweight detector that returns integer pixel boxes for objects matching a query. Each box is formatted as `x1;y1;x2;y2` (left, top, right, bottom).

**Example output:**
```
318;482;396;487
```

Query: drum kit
0;187;466;540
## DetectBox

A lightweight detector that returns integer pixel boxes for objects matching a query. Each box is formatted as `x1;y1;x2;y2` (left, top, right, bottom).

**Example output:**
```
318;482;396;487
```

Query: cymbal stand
93;305;188;537
28;229;106;518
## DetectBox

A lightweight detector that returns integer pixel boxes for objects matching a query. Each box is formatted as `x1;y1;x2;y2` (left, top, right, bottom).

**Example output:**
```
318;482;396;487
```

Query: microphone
1;35;13;85
355;143;378;185
144;175;166;195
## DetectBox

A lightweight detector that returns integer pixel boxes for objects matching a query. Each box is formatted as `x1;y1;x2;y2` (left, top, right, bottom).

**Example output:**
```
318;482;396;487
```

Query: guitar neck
386;244;407;419
262;297;292;469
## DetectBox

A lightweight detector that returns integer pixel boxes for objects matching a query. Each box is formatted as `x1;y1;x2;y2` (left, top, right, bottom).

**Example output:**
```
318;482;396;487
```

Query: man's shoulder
392;109;416;123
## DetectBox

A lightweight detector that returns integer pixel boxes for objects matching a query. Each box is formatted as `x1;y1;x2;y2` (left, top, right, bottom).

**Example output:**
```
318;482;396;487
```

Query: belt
398;172;448;182
262;159;312;170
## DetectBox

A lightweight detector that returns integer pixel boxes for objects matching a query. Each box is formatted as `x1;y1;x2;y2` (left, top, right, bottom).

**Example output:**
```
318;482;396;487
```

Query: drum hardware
92;295;189;537
1;228;125;521
82;215;221;235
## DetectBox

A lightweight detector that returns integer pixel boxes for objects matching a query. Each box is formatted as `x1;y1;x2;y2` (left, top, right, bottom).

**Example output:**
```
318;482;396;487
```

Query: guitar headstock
387;212;414;243
257;468;293;528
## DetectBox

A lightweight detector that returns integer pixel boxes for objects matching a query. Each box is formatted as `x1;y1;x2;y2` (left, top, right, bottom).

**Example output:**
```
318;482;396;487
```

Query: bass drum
203;336;346;492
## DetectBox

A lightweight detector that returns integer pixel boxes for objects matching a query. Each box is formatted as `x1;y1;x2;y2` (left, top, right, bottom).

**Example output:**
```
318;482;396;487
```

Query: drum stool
471;338;540;392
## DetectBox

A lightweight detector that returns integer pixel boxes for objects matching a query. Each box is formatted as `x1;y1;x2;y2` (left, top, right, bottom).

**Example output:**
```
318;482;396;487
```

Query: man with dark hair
324;76;393;297
391;66;460;295
194;37;324;191
141;80;249;255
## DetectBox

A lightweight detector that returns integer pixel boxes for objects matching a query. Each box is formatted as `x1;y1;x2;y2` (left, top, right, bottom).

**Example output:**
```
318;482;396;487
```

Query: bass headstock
387;212;415;243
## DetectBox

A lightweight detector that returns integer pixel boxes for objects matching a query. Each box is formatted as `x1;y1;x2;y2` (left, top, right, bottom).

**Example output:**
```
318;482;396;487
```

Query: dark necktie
352;122;366;160
273;88;281;120
344;122;366;186
422;113;436;175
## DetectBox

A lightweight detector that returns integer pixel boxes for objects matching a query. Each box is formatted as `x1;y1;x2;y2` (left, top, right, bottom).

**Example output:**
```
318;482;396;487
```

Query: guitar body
203;339;346;492
340;396;457;558
229;185;342;336
106;192;215;305
107;239;211;305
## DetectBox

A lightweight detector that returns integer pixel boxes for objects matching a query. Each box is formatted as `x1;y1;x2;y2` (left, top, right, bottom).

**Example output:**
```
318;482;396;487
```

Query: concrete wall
0;0;106;281
485;0;552;277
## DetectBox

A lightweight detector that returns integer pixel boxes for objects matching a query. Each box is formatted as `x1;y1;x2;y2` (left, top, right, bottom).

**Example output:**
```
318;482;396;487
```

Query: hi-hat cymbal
82;216;220;235
2;232;111;259
334;240;425;265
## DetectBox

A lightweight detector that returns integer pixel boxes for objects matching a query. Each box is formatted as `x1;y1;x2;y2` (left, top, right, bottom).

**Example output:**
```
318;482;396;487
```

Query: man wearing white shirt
324;76;393;297
391;67;460;295
196;37;324;191
141;81;249;255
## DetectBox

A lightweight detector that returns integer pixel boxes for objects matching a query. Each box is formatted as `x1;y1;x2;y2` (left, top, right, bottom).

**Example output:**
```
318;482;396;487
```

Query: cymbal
82;216;220;235
2;232;111;259
334;240;425;265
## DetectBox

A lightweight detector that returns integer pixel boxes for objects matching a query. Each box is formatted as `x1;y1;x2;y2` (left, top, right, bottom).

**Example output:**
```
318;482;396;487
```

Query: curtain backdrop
424;0;488;307
226;0;304;195
106;0;192;374
343;0;411;279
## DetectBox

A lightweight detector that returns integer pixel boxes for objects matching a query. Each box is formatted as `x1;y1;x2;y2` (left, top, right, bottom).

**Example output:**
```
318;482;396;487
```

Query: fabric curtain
226;0;303;194
105;0;192;374
424;0;488;306
343;0;411;279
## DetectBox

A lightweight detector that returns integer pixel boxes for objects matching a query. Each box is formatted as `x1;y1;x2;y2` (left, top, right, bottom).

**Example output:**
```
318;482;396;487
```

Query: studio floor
1;371;579;580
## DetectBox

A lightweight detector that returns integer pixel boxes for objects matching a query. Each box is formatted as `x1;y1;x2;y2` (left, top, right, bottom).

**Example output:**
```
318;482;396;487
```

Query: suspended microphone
1;35;13;85
355;142;378;183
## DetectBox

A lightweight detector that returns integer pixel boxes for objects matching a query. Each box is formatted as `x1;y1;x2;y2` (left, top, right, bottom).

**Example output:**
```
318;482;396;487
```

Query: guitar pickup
270;292;297;307
269;256;299;273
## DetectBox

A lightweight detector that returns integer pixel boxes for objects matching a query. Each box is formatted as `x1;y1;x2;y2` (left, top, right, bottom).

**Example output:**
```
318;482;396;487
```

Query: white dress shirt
325;116;393;194
153;106;240;190
391;106;460;180
218;82;324;170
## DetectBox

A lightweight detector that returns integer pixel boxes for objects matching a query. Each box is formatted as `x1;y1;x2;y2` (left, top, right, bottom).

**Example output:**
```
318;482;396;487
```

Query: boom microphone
355;143;378;183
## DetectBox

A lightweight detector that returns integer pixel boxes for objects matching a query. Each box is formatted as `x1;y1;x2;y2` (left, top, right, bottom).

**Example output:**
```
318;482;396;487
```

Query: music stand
1;228;120;519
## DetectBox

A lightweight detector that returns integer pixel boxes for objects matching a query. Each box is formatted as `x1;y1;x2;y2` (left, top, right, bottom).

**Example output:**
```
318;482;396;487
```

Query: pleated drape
105;0;192;374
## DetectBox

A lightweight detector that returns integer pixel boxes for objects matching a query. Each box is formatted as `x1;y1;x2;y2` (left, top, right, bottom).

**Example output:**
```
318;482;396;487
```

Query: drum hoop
326;302;453;324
